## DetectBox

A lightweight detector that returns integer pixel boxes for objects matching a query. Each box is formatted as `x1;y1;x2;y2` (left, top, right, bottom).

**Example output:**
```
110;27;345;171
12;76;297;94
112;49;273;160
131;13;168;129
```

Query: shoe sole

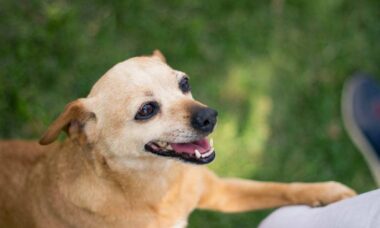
342;77;380;186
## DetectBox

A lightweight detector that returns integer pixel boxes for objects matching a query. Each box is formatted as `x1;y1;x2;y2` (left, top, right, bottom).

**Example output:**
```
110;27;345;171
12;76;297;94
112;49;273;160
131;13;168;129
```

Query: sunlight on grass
210;58;274;178
43;1;69;21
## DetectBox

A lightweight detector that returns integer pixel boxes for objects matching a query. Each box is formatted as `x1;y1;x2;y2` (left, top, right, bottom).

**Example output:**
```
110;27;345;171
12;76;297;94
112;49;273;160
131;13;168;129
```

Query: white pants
259;189;380;228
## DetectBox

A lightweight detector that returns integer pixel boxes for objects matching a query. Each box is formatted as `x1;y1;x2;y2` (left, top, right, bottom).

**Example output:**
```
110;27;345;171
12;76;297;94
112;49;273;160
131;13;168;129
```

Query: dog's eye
179;77;191;93
135;102;159;120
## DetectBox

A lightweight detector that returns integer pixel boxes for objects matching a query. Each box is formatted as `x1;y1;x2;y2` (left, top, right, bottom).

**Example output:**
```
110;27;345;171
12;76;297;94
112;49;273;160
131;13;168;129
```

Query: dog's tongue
170;138;211;154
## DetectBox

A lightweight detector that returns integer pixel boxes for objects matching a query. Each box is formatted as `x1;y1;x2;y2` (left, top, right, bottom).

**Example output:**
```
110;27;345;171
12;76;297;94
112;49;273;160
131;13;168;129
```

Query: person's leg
259;189;380;228
342;73;380;185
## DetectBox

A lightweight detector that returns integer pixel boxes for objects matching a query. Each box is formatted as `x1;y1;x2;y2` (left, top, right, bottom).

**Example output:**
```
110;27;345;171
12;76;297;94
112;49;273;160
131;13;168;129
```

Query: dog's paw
291;181;357;207
304;181;357;207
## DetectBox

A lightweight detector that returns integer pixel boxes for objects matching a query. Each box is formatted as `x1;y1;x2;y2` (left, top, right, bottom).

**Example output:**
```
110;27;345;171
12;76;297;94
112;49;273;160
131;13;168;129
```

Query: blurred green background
1;0;379;227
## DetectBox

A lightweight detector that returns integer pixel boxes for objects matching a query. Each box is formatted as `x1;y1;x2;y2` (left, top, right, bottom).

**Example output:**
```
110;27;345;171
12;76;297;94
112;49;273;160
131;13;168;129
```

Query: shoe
342;73;380;186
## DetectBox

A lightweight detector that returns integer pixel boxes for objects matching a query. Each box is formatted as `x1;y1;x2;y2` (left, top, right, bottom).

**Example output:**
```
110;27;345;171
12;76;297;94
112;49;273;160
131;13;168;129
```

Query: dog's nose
191;107;218;133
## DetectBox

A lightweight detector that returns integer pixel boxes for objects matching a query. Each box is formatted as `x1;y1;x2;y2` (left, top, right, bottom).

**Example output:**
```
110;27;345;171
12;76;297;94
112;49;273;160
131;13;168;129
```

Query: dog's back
0;140;46;226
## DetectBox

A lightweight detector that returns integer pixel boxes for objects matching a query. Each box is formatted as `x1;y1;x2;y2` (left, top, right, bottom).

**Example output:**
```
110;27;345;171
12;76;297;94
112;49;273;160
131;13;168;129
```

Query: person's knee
259;206;314;228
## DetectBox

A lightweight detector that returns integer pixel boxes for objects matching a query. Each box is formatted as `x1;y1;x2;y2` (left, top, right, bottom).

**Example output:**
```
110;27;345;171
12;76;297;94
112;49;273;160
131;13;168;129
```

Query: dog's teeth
210;138;214;147
157;141;167;147
195;149;201;159
167;144;173;150
201;148;214;158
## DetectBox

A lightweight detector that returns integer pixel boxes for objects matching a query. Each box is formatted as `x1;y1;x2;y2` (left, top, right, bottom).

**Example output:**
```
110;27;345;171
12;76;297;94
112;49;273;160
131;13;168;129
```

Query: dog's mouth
144;138;215;164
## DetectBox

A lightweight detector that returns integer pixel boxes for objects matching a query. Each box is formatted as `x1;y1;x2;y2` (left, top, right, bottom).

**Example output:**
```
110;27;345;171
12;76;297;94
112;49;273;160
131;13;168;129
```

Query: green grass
1;0;379;227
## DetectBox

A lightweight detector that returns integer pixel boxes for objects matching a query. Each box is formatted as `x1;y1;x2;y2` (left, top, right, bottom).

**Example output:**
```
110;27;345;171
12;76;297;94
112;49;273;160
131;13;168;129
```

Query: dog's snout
191;108;218;133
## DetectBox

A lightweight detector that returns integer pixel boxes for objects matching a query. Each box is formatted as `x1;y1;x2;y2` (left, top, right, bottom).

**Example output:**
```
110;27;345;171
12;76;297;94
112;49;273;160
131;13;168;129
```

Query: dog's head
39;51;217;165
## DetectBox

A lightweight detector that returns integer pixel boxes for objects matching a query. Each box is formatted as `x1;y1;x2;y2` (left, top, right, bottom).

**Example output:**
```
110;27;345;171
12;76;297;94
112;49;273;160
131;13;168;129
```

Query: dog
0;50;356;228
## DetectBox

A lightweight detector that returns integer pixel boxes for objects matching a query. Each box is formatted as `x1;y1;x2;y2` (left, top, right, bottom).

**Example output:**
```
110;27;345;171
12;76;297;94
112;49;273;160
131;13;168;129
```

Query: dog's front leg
197;169;356;213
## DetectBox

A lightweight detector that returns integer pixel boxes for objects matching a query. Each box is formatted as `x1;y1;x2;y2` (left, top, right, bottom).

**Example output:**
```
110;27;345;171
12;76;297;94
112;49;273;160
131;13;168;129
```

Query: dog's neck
49;139;183;214
103;152;180;195
106;152;174;173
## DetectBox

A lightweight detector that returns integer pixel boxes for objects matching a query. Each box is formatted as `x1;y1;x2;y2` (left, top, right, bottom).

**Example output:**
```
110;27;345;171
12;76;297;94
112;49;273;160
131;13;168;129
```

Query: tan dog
0;51;356;228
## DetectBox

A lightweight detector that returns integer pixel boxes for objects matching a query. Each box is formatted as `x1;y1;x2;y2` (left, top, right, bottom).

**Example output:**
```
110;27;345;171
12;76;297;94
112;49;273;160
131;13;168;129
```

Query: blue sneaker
342;73;380;186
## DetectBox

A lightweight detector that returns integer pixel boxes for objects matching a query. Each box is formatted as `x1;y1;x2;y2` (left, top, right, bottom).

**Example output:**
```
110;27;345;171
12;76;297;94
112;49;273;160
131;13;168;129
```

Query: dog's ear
39;99;97;145
152;49;166;63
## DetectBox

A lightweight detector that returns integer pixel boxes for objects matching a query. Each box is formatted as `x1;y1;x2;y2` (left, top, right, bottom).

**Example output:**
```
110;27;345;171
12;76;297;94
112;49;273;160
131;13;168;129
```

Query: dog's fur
0;51;355;228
